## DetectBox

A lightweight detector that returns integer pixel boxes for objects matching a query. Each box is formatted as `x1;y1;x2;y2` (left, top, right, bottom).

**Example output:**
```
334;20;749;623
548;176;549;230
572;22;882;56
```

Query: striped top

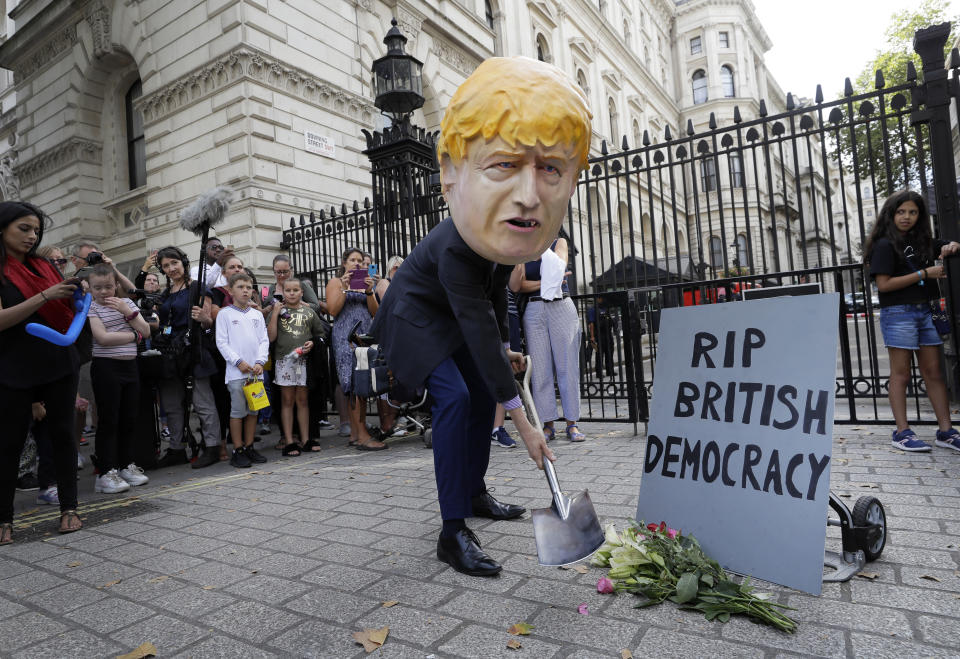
90;298;139;359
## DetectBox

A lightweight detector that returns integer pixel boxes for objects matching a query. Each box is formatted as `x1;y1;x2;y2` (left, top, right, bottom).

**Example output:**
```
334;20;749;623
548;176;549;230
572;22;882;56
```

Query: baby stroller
349;321;434;448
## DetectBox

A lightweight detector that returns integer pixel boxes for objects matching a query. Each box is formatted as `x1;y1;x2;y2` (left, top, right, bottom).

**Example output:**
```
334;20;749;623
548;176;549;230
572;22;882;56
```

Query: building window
577;69;588;93
700;159;717;192
485;0;494;29
644;46;650;68
719;31;729;48
535;34;550;63
624;20;632;48
721;65;735;98
710;236;724;269
692;69;707;105
729;152;744;187
736;234;749;267
608;98;618;141
690;36;702;55
125;79;146;190
632;119;641;150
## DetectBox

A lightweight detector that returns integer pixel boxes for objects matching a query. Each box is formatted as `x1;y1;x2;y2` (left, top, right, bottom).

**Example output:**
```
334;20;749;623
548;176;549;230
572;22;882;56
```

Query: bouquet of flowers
591;521;798;633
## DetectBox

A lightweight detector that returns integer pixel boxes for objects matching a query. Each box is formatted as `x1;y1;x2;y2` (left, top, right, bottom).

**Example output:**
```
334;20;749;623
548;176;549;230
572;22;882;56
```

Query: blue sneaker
935;428;960;452
491;427;517;448
36;486;59;505
891;428;931;452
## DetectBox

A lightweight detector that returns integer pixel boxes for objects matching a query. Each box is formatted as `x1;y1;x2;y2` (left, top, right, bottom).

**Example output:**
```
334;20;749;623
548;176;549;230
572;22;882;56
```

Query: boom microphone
179;186;233;235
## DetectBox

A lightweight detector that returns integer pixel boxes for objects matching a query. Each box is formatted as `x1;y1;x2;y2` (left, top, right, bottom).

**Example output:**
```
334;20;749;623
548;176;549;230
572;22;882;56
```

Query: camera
279;307;292;321
85;251;104;266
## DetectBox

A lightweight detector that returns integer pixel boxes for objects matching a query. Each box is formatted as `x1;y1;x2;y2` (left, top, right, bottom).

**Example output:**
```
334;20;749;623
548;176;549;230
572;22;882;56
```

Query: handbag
351;344;390;398
930;298;951;336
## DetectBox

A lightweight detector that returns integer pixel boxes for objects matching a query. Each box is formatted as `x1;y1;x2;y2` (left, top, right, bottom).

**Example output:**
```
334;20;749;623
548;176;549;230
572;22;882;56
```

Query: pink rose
667;528;679;540
597;577;614;594
578;603;589;615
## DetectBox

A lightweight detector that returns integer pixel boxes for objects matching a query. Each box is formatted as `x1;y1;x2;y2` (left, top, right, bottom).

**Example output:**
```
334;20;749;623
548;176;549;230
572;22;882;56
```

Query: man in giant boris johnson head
371;56;592;576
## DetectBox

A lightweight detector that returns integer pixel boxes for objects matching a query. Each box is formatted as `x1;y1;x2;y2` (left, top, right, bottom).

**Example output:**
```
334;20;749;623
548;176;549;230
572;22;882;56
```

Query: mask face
442;135;580;265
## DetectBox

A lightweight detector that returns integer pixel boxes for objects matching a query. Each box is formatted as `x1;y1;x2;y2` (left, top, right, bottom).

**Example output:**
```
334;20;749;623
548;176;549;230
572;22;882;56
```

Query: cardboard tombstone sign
636;294;840;594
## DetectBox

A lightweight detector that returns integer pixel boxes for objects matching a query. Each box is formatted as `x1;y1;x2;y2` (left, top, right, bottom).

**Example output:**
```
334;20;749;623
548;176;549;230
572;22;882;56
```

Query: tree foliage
836;0;959;199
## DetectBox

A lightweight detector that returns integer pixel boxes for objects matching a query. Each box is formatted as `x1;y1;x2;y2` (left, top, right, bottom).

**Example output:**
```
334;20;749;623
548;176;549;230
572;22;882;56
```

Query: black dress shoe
471;490;526;520
156;448;188;468
437;528;502;576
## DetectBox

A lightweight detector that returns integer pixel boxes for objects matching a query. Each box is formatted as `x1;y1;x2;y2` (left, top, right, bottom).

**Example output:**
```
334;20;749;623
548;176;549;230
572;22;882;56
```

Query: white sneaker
94;469;131;494
118;463;149;486
77;454;85;469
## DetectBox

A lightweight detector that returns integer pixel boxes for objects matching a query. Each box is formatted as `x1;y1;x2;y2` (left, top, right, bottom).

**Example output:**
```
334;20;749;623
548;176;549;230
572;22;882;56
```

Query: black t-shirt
869;237;945;307
0;274;79;389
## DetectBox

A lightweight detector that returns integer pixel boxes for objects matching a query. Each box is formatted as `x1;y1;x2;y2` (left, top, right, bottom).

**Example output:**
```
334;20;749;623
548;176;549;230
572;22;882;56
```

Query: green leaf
717;612;730;623
674;572;699;604
648;552;665;568
699;574;714;587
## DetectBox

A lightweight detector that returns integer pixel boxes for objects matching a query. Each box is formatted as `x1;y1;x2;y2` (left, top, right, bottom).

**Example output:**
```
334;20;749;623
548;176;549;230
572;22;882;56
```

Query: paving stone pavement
5;420;960;658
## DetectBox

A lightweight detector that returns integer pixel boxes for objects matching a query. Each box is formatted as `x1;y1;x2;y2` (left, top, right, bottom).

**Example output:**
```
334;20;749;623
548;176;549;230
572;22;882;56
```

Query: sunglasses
52;258;68;265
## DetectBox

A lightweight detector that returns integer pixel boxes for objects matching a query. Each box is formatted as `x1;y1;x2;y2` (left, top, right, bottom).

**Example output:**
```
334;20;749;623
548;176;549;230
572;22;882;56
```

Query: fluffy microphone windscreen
179;186;234;235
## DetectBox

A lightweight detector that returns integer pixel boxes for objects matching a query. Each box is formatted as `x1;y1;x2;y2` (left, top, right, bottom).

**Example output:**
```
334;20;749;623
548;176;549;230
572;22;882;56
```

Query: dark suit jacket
370;217;515;402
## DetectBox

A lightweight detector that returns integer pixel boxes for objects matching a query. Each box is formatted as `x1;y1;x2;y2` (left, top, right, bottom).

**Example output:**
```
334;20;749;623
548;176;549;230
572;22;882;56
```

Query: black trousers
0;372;79;522
91;358;140;473
30;418;56;489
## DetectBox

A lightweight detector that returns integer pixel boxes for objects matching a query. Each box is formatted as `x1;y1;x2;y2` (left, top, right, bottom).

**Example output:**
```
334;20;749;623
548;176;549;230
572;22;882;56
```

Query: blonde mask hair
437;57;592;174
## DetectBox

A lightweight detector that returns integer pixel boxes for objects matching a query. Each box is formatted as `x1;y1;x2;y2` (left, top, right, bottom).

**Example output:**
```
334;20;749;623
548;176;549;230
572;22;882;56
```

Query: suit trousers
426;344;496;521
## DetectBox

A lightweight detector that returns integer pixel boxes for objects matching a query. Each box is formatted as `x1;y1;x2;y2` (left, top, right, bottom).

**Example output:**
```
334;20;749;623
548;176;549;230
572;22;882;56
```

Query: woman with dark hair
325;247;385;450
152;246;222;468
865;189;960;452
0;201;83;543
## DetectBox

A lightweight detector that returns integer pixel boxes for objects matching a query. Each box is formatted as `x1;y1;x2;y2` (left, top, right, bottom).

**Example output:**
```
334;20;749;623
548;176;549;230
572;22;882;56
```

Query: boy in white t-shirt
215;272;270;468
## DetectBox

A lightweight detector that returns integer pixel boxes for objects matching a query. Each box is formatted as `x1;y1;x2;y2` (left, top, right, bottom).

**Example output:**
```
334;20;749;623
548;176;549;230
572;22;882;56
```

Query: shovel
520;356;605;566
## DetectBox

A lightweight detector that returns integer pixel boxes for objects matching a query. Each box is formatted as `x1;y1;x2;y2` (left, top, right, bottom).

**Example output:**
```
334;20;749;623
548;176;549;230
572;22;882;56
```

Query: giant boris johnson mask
437;57;592;265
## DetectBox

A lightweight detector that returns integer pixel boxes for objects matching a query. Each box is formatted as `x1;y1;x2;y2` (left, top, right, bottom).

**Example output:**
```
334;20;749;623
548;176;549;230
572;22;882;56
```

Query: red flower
646;523;659;532
659;521;667;533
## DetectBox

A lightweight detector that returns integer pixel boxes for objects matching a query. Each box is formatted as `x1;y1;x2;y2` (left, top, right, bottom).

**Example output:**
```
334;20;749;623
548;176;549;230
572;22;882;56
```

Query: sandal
566;424;586;442
301;439;322;453
281;442;302;457
543;426;556;442
355;440;388;451
58;510;83;535
0;522;12;546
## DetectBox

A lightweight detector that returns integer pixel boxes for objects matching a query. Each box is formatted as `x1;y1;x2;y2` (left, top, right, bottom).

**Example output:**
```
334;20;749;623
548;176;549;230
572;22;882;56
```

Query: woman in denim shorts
866;190;960;452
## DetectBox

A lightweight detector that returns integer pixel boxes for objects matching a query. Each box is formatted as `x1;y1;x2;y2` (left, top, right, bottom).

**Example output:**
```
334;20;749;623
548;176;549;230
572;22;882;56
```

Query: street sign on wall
636;294;839;594
304;130;336;158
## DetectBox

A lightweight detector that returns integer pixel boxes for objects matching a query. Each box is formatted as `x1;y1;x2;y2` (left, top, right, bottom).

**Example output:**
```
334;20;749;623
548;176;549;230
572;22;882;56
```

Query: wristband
917;270;925;286
134;330;143;344
125;310;139;322
40;290;48;302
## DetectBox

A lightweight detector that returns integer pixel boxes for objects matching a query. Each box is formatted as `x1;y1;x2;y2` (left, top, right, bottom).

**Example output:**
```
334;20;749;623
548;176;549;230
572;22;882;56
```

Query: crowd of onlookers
2;199;593;544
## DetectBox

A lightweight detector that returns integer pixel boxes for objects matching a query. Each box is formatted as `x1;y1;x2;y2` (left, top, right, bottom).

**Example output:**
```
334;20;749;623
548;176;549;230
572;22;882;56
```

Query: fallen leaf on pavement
856;572;879;580
100;579;122;589
147;576;168;584
202;585;216;590
572;565;589;574
382;600;399;608
508;622;533;635
621;650;634;659
67;561;82;568
920;575;941;582
353;626;389;652
115;641;157;659
578;603;589;615
506;639;522;650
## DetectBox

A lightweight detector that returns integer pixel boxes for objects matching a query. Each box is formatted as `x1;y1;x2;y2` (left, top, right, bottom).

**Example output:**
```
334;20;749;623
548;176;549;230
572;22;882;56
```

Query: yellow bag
242;378;270;411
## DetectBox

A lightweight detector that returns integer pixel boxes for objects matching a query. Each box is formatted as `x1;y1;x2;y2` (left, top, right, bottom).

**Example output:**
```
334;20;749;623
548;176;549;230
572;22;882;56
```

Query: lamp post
371;18;424;125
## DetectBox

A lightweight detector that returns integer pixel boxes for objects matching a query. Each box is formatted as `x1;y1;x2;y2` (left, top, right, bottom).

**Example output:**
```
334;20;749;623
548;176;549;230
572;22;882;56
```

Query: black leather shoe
437;528;502;576
471;490;526;520
191;449;219;469
156;448;188;468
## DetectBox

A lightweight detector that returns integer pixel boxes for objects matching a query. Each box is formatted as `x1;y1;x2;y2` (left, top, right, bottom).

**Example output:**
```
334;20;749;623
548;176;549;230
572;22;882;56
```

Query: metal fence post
912;22;960;396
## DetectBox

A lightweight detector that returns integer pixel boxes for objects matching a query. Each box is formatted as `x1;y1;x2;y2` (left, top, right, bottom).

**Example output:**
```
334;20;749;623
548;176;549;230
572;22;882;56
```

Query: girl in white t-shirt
87;264;152;494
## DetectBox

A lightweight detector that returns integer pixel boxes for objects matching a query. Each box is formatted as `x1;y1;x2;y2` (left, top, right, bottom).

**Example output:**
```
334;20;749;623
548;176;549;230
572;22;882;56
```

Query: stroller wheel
423;428;432;449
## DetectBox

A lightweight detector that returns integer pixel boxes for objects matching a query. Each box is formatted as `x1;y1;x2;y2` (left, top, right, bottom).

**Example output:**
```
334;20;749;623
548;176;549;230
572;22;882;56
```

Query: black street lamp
372;18;424;123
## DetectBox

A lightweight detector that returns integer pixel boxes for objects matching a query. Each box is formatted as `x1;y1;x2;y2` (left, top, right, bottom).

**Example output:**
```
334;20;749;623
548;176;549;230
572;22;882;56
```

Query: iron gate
281;23;960;429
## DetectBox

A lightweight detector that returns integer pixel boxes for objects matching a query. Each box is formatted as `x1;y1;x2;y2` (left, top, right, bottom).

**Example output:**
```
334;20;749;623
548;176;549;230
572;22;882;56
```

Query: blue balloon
25;289;92;347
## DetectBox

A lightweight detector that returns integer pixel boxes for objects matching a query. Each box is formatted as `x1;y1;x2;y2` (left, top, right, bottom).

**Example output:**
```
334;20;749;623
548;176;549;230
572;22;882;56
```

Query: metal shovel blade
532;468;605;566
520;355;605;566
